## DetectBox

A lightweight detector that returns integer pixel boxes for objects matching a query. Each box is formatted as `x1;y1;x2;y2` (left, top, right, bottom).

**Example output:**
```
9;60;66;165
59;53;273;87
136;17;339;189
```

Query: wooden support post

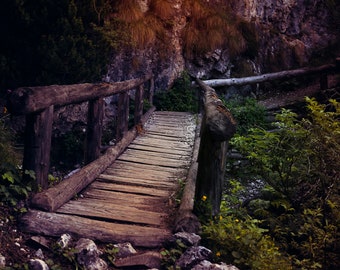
23;106;54;190
116;92;129;141
134;85;144;125
195;79;236;216
85;98;104;164
196;122;229;216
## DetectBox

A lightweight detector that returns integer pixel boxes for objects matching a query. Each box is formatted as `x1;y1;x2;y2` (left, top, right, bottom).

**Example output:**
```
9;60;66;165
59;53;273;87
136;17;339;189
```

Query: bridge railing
192;58;339;218
8;75;154;193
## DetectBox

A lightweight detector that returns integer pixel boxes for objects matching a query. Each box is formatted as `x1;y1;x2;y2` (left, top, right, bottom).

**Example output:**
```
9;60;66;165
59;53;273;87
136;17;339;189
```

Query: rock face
105;0;338;89
231;0;338;72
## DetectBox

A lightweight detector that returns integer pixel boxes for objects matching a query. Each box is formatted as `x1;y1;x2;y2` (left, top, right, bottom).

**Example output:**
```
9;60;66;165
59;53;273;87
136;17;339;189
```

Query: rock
29;259;49;270
192;260;240;270
57;233;72;249
176;246;212;269
114;251;162;269
35;248;44;260
29;236;51;250
113;242;137;258
173;232;201;247
0;254;6;268
75;238;107;270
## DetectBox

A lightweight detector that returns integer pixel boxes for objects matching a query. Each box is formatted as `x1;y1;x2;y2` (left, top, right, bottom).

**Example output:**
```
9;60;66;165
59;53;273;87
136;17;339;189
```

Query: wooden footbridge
8;74;236;248
7;60;338;248
23;111;198;247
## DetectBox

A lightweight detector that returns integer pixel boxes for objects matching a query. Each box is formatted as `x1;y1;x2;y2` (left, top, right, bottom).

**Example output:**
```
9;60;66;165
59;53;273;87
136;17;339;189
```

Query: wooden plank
133;137;192;150
89;182;171;197
111;160;183;174
104;168;178;182
82;189;164;205
103;168;177;181
128;143;192;155
98;174;178;189
152;111;194;117
124;148;191;160
142;131;194;140
118;154;190;168
57;199;164;226
21;210;171;247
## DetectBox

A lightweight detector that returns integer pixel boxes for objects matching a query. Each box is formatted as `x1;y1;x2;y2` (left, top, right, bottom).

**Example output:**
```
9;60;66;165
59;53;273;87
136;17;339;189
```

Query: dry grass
149;0;176;20
114;0;144;22
182;0;249;59
130;19;157;48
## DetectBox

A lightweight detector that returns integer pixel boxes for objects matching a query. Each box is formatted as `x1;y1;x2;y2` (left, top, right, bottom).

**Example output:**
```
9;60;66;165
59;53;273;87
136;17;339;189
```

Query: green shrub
0;115;32;208
201;183;292;270
223;97;268;135
230;98;340;269
154;71;198;112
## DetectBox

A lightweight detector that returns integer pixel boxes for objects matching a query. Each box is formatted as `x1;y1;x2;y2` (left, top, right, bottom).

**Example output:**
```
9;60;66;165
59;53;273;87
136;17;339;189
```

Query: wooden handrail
200;61;339;88
8;74;153;115
8;75;154;191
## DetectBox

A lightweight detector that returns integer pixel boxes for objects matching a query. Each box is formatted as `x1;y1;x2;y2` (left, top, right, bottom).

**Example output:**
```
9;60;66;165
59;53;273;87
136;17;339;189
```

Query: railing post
116;91;129;141
23;105;54;190
195;79;236;216
134;84;144;125
85;98;104;164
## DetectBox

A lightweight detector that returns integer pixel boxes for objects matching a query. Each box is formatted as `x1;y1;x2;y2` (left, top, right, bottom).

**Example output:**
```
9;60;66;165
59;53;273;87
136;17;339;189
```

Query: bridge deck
21;111;197;247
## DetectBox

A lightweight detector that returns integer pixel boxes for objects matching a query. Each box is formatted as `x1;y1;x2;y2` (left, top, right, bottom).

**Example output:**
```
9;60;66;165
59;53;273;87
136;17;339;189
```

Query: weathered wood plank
89;182;171;197
104;168;178;182
57;199;164;226
83;188;167;203
118;154;190;168
111;160;183;174
133;138;192;150
98;174;178;189
128;143;192;155
124;148;191;160
21;210;171;247
141;131;194;140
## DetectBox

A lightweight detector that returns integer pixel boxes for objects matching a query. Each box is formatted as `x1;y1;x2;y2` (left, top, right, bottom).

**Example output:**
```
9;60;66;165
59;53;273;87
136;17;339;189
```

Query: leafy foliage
201;182;292;270
229;98;340;269
0;0;113;90
154;72;198;112
223;97;268;135
0;115;32;208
